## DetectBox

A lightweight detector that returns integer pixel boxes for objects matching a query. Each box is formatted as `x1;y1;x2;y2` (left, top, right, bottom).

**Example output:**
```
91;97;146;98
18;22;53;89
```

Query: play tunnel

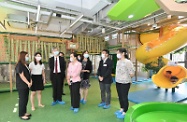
152;65;187;88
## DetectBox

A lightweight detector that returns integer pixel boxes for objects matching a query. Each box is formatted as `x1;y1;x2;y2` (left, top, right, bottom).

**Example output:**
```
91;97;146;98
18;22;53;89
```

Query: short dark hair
34;52;42;65
71;52;78;58
118;48;129;59
59;52;64;55
102;49;110;55
166;70;172;74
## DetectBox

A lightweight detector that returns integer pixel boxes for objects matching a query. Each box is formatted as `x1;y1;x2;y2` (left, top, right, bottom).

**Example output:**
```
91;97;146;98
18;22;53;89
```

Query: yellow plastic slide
152;65;187;88
136;25;187;88
136;25;187;64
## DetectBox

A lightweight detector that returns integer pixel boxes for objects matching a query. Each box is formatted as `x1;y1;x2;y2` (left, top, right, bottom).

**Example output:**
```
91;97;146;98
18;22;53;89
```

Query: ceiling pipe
36;5;41;22
46;11;53;25
27;12;30;25
0;2;50;15
1;2;120;30
0;21;6;30
35;4;41;33
60;14;84;36
105;12;166;36
69;14;84;28
9;0;84;17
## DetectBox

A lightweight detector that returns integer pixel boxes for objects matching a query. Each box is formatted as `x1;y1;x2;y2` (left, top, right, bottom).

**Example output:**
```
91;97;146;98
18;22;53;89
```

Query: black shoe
25;113;32;117
62;93;66;95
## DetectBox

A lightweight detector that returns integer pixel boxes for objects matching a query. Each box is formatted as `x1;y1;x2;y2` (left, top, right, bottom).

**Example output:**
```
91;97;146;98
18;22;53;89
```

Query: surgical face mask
35;57;42;61
84;54;89;58
70;57;74;62
25;57;29;61
101;54;105;59
117;54;122;59
53;51;59;56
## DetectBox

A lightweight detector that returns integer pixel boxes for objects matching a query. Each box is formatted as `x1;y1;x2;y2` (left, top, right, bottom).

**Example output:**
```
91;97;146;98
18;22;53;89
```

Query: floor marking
15;103;18;106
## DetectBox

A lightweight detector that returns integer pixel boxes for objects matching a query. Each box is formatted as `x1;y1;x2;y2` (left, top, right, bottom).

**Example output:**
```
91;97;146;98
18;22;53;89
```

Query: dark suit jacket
49;56;66;81
82;60;92;80
97;58;113;84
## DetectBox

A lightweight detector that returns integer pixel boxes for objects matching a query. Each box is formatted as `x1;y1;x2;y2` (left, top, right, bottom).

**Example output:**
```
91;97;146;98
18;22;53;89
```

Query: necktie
55;58;58;73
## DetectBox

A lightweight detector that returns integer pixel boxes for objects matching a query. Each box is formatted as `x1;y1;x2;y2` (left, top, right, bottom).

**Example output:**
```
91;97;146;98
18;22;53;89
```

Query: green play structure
107;0;160;21
125;102;187;122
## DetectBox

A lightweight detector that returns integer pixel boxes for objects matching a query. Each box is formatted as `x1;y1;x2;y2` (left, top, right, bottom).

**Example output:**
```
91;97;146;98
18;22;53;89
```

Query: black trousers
69;82;80;108
62;77;65;93
116;82;131;112
18;88;29;117
51;73;63;101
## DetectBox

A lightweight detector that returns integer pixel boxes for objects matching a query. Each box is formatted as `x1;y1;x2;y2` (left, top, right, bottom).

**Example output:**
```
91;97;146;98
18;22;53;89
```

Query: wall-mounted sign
66;41;78;50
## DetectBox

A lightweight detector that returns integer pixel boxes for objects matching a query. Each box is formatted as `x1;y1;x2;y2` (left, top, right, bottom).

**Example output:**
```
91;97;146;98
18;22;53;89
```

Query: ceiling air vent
6;14;28;29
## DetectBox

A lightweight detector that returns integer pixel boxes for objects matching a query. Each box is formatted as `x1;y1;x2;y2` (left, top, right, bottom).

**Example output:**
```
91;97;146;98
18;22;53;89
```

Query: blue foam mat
128;87;187;103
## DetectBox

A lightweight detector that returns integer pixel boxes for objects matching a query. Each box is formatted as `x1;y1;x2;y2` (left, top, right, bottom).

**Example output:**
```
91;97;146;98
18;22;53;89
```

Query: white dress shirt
53;56;61;73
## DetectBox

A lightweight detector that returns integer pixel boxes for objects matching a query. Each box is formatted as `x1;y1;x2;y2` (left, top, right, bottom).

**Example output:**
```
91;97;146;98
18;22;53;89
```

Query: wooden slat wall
76;34;105;53
0;34;67;63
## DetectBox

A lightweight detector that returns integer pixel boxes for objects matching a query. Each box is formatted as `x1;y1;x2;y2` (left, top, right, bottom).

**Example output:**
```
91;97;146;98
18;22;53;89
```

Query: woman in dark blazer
15;51;32;120
80;50;92;104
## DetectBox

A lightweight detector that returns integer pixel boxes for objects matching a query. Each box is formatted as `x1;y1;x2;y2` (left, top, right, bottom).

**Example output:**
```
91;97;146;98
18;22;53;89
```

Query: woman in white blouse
29;52;46;111
114;48;134;119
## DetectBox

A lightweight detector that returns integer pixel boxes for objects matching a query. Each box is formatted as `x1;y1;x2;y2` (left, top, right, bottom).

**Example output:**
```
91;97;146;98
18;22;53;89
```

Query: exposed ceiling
0;0;187;39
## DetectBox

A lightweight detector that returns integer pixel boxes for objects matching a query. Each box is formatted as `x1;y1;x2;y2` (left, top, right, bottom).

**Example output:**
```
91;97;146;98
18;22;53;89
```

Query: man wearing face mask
97;49;113;109
49;47;66;106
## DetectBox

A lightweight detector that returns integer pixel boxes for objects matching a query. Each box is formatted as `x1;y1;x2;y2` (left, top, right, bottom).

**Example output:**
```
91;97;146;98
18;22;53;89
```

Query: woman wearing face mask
67;52;82;113
29;52;45;111
77;54;81;62
15;51;32;120
80;50;92;104
115;48;134;119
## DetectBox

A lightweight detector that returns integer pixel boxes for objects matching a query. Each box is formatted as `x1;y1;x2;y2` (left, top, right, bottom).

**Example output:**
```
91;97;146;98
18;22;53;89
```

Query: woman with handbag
80;50;92;104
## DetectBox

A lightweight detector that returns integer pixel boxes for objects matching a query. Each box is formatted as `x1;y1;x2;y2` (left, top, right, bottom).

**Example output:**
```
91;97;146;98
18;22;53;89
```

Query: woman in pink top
67;52;82;113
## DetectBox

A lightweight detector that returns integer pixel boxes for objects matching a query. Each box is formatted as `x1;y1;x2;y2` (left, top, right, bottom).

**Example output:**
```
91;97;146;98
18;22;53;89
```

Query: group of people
15;47;134;120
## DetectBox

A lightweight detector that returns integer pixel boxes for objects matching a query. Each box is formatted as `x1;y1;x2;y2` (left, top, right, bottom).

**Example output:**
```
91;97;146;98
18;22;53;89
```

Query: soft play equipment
107;0;160;21
125;102;187;122
136;25;187;64
152;65;187;88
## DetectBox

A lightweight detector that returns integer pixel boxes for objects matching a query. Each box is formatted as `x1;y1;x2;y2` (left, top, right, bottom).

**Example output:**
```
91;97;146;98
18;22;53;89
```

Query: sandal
20;116;30;120
31;107;35;111
38;104;45;107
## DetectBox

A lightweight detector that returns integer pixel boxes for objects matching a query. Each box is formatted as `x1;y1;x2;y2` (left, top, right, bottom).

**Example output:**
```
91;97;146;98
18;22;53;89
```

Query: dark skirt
31;75;44;91
80;79;91;89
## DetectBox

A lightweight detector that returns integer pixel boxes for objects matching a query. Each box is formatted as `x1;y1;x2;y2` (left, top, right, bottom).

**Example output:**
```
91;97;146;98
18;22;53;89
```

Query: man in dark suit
49;47;66;105
97;49;113;109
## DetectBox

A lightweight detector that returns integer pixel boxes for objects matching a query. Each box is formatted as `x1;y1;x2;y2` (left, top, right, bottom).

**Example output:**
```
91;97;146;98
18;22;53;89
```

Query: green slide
125;102;187;122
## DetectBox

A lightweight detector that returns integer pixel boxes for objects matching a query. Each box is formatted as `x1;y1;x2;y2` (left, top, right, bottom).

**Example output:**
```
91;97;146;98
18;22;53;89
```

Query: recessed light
128;14;134;19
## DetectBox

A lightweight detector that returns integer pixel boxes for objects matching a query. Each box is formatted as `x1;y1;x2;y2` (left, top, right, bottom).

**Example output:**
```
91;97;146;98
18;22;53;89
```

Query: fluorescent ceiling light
128;14;134;19
70;14;83;28
178;16;185;19
0;21;6;30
